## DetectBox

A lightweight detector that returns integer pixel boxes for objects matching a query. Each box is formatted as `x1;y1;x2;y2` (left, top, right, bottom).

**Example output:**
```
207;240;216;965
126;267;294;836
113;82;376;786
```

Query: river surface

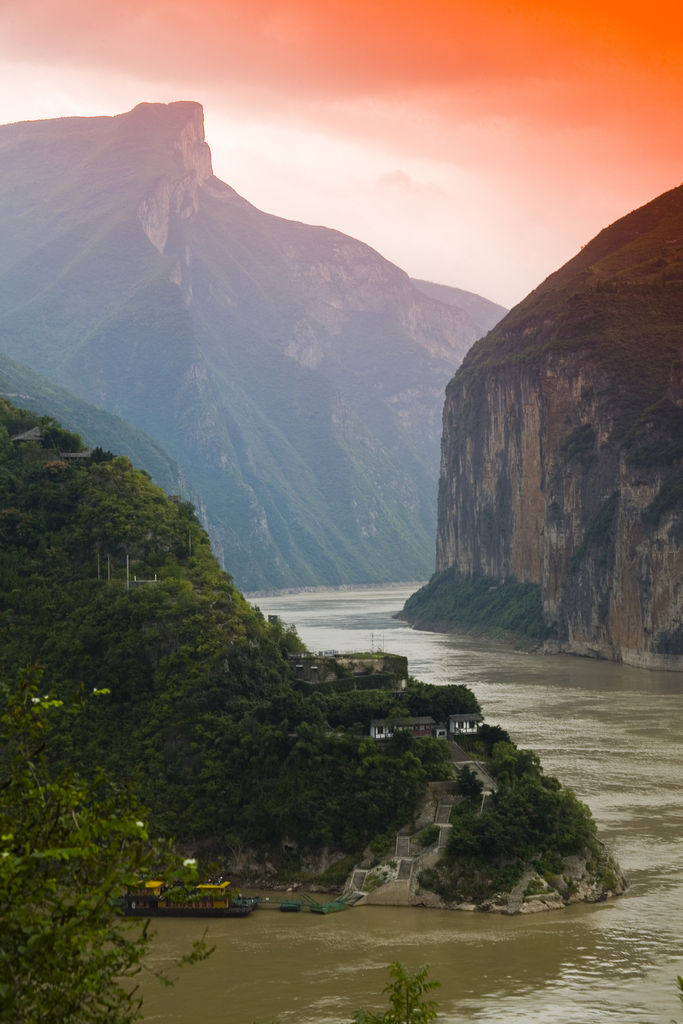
140;587;683;1024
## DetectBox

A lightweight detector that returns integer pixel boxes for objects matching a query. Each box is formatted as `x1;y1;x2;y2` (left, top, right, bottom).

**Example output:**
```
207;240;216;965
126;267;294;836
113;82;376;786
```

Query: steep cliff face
427;185;683;669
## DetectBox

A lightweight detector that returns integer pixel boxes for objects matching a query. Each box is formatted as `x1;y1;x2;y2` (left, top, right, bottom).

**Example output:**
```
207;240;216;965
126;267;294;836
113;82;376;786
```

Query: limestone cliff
419;185;683;669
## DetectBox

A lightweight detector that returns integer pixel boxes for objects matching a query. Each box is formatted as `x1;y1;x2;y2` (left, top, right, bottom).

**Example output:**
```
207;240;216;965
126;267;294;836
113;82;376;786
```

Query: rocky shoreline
227;843;627;917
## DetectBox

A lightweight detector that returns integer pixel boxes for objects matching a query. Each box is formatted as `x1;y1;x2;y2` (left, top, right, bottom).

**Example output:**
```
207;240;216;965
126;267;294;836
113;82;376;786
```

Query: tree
477;723;511;757
0;667;210;1024
456;764;484;803
352;962;440;1024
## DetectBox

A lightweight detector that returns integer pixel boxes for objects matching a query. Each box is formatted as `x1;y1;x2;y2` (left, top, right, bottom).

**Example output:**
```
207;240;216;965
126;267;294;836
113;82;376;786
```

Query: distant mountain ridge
410;279;508;337
0;101;485;590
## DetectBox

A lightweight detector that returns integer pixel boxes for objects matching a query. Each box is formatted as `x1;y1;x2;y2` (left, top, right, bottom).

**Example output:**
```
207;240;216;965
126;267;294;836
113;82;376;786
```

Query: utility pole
126;554;129;591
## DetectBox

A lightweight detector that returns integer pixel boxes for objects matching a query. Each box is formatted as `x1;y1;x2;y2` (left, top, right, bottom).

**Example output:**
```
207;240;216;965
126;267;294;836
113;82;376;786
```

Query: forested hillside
0;350;198;506
0;398;473;865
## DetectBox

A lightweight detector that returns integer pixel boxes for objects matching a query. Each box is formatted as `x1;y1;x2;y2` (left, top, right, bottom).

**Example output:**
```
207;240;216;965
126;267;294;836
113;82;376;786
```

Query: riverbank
396;615;543;653
396;572;546;650
244;580;427;599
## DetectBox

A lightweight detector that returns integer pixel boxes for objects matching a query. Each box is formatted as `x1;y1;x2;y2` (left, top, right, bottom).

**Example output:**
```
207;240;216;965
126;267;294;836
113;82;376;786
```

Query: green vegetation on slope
399;571;544;644
0;350;195;503
0;400;599;884
0;399;467;863
419;741;599;902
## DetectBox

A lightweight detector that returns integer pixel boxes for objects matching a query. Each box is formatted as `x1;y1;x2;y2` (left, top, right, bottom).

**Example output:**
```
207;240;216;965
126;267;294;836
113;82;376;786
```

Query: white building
370;716;436;740
448;713;483;736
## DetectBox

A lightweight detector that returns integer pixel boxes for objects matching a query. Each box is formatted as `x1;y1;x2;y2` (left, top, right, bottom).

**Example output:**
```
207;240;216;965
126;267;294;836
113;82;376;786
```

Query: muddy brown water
139;588;683;1024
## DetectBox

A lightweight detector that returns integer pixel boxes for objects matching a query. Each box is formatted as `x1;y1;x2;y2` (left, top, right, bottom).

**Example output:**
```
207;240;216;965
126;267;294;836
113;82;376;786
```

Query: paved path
434;801;453;824
396;835;411;857
397;858;413;881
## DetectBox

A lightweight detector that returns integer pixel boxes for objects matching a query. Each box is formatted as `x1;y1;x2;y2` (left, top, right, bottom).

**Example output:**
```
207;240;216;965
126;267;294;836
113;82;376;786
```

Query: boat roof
197;881;231;889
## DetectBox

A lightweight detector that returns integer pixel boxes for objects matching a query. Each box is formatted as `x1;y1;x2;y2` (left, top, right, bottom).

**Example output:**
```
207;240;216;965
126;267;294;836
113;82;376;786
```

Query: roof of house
370;716;436;727
448;713;483;722
11;426;42;441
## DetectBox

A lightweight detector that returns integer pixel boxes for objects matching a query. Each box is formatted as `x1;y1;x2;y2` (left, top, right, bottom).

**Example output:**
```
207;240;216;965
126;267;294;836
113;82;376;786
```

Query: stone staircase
345;761;494;902
395;835;411;857
397;858;413;881
350;869;368;891
434;801;453;824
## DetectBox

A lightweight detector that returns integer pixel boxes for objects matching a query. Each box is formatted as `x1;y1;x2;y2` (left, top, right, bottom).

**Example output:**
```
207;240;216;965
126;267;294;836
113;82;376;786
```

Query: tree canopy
0;399;467;863
0;667;209;1024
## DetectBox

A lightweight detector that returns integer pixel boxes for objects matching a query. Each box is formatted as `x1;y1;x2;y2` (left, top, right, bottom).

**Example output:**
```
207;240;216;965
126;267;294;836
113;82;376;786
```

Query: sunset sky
1;0;682;307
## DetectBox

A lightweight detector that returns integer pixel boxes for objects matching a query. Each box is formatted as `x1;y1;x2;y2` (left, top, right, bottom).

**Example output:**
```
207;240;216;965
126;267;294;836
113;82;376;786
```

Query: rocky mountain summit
0;101;487;590
404;184;683;669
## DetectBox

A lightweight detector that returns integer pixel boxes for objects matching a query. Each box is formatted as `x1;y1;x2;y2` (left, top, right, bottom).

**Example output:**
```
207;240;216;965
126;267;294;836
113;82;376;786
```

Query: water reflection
139;588;683;1023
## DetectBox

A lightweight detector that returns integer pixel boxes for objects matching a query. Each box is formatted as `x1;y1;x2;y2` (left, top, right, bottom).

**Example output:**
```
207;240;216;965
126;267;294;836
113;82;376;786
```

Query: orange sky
1;0;683;305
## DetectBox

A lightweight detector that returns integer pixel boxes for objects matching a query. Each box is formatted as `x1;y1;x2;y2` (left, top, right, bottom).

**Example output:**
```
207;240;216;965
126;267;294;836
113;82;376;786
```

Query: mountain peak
123;101;212;183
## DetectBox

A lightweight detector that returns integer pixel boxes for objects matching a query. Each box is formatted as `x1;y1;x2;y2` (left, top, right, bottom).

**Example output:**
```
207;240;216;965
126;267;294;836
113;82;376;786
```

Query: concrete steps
434;802;453;824
350;869;368;891
395;835;411;857
397;858;413;881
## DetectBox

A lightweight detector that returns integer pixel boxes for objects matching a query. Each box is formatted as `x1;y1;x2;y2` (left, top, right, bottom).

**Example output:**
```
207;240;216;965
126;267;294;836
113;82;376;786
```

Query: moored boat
279;899;304;912
120;880;259;918
307;900;348;914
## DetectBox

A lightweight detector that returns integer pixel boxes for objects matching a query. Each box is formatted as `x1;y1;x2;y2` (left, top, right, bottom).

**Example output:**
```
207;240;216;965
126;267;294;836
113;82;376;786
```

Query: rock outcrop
429;185;683;668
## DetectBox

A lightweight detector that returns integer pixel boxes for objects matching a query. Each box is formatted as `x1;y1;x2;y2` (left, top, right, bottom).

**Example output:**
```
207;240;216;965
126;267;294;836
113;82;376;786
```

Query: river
139;587;683;1024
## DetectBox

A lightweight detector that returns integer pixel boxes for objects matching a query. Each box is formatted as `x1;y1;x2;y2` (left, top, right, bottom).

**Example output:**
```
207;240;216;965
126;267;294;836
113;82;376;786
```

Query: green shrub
414;825;440;847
